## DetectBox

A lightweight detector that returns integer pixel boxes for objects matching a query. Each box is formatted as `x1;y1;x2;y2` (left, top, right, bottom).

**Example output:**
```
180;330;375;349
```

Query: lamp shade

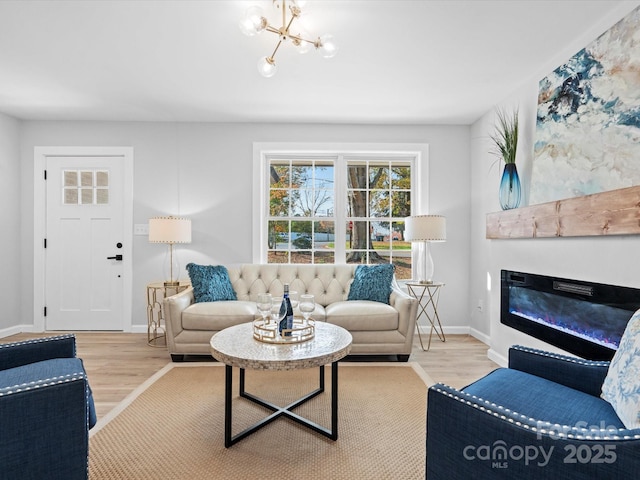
148;217;192;244
404;215;446;242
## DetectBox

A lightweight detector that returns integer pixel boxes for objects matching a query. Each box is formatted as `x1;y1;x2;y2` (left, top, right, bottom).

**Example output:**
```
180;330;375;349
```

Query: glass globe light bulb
318;34;337;58
293;30;311;54
257;57;278;78
239;6;266;36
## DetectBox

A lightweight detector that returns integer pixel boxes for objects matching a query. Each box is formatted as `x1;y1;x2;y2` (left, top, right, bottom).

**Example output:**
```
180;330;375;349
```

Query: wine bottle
279;284;294;336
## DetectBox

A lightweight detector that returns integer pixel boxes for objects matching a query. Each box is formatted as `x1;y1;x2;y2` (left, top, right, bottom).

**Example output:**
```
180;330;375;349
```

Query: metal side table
406;282;445;351
146;281;190;347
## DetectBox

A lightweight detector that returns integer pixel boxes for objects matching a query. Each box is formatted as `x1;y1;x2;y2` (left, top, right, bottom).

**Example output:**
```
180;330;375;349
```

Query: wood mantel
486;185;640;239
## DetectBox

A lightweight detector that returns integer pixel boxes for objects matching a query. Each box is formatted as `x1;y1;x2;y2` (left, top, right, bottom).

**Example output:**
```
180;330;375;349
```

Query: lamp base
164;280;180;288
415;241;435;285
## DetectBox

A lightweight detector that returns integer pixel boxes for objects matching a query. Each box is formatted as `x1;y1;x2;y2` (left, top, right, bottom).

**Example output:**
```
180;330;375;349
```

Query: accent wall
470;1;640;365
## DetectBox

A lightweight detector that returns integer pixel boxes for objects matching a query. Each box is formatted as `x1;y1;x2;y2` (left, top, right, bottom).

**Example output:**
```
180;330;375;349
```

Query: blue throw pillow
186;263;237;303
347;264;395;304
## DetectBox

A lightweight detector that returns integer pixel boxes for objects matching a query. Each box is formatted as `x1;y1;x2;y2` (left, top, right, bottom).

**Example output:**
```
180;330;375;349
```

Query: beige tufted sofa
163;264;418;362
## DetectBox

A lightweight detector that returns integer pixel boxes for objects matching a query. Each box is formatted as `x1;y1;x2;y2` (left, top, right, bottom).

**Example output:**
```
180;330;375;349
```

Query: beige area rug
89;362;434;480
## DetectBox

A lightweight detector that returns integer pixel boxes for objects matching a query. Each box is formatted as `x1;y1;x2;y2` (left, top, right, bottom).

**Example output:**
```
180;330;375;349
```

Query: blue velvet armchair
426;345;640;479
0;334;97;480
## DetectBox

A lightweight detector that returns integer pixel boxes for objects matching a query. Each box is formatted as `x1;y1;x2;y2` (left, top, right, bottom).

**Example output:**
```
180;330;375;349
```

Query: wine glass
256;293;272;324
289;290;299;311
299;294;315;323
271;297;286;335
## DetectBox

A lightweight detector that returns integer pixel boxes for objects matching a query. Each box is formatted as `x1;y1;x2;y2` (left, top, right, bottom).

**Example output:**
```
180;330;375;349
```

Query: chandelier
239;0;337;77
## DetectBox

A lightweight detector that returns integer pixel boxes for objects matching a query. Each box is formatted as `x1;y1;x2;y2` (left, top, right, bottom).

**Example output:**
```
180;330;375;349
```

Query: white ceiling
0;0;634;125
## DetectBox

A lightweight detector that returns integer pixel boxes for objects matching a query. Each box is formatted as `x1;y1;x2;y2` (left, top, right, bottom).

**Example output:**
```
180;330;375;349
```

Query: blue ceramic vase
499;163;521;210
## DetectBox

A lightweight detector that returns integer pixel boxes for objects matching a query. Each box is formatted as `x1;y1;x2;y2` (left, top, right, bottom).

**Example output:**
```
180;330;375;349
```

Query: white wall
469;1;640;365
0;112;21;333
19;122;470;332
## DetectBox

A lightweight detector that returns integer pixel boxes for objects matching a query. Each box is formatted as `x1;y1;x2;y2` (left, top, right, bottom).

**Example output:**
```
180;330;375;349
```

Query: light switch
134;224;149;236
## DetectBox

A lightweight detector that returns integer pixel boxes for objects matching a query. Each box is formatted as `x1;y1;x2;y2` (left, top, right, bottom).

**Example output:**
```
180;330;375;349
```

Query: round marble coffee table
210;321;352;447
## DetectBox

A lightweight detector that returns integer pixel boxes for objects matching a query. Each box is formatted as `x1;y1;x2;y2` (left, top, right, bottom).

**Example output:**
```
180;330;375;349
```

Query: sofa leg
170;354;185;362
397;354;410;362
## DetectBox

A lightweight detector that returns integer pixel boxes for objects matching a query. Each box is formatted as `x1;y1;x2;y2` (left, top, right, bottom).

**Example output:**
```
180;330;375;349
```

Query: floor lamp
149;216;192;287
404;215;446;284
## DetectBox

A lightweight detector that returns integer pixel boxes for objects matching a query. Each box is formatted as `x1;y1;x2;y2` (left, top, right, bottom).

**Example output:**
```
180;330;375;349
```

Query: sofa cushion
463;368;625;429
601;308;640;429
186;263;237;303
326;300;398;331
0;357;97;428
182;301;256;331
347;264;395;304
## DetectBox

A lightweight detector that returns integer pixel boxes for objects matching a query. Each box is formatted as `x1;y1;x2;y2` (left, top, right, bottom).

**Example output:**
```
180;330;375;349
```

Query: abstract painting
530;5;640;205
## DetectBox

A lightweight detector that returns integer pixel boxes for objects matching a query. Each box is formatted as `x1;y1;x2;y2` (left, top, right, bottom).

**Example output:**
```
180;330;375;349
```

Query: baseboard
415;325;469;335
442;326;472;335
1;324;148;339
488;348;508;367
414;325;491;343
0;324;38;339
469;328;490;345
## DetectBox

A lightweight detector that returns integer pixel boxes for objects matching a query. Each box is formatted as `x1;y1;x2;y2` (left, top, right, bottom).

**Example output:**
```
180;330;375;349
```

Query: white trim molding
252;142;429;264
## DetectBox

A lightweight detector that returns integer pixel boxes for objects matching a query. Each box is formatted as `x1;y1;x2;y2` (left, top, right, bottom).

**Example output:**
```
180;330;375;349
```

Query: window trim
252;142;429;270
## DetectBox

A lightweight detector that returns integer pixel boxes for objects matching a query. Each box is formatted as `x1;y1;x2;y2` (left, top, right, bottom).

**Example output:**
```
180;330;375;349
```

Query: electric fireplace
501;270;640;360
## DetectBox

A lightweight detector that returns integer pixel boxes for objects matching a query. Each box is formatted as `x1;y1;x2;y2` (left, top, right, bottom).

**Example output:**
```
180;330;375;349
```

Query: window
62;169;109;205
254;144;427;280
346;159;412;279
268;157;335;264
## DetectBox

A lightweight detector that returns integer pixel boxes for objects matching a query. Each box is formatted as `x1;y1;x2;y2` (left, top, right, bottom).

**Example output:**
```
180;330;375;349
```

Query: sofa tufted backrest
227;264;358;307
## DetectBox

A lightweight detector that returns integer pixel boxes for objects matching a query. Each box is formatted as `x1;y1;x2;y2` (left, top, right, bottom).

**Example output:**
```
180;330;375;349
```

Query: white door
45;156;126;330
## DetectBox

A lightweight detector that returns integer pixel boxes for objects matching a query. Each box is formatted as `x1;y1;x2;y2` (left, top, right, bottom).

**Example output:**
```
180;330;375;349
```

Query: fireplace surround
501;270;640;360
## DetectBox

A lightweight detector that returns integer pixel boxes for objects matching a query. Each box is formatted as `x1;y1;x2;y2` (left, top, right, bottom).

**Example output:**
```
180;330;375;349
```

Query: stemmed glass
289;290;299;311
256;293;272;325
299;294;315;324
270;297;286;336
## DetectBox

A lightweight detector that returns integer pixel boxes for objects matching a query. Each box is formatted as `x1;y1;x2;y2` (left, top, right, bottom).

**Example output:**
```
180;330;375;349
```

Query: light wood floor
3;331;498;420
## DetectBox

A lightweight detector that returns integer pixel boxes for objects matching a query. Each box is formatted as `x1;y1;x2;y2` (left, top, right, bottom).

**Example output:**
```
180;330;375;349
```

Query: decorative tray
253;318;315;344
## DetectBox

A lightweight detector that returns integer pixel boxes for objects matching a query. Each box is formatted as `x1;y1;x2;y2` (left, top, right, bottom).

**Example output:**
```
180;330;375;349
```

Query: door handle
107;254;123;261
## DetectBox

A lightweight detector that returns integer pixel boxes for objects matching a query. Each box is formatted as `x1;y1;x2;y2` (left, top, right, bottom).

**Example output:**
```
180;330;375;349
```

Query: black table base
224;362;339;447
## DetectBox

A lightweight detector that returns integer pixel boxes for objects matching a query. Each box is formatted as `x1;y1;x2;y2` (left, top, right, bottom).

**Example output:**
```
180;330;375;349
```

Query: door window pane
81;188;93;204
64;171;78;187
96;171;109;187
96;188;109;204
80;171;93;187
64;188;78;205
